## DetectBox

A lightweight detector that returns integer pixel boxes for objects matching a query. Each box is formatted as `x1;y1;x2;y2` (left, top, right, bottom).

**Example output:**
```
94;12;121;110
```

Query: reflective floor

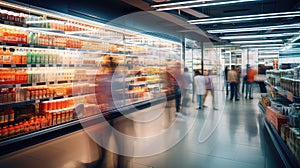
0;77;285;168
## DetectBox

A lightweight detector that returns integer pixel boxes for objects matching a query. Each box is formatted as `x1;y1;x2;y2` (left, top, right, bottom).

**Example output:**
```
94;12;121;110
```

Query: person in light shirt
194;70;206;109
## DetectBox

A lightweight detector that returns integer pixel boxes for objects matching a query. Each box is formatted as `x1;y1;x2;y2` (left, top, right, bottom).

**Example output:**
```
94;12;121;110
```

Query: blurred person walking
182;67;193;108
245;66;257;99
203;70;217;109
194;70;206;109
227;65;239;101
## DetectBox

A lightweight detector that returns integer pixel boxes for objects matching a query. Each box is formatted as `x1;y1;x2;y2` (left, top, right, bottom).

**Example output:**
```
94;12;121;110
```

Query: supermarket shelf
0;95;169;155
0;20;27;28
265;81;300;103
0;79;94;88
0;92;94;108
0;63;101;68
259;103;300;168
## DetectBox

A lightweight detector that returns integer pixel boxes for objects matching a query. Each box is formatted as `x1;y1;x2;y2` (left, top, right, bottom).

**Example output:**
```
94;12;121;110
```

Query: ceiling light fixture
240;44;284;48
152;0;214;8
220;33;300;39
189;14;300;24
231;40;283;44
153;0;260;11
207;23;300;33
189;11;300;24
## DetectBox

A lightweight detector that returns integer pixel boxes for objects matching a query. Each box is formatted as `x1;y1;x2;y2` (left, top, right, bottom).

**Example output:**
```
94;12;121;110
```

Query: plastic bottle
0;110;4;124
14;123;20;135
8;125;15;136
2;126;8;138
23;120;29;132
4;109;9;123
19;122;24;133
0;127;2;139
8;108;14;122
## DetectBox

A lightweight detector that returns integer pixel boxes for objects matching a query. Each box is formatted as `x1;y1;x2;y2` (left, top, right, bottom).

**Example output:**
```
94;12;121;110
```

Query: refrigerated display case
0;0;181;153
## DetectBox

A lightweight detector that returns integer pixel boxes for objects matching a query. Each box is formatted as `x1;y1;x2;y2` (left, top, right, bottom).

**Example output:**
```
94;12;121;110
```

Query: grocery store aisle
0;77;286;168
131;79;285;168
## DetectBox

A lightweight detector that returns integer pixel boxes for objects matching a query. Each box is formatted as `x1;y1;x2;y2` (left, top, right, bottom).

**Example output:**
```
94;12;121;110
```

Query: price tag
0;64;3;67
36;64;40;67
45;64;49;67
47;46;51;49
64;95;68;98
16;84;21;87
18;44;22;47
30;45;34;48
35;100;40;103
11;64;16;68
49;98;53;101
27;64;31;67
55;47;58;50
32;83;37;86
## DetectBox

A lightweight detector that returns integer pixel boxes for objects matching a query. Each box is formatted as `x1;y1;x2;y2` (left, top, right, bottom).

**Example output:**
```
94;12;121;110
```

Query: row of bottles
0;9;26;25
0;108;14;124
0;47;103;65
0;115;58;140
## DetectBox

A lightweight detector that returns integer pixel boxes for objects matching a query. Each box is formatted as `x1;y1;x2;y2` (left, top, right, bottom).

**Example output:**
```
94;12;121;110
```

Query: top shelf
264;80;300;103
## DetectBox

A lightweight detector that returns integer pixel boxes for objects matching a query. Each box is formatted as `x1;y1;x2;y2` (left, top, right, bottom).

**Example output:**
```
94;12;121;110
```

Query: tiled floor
0;77;285;168
130;88;284;168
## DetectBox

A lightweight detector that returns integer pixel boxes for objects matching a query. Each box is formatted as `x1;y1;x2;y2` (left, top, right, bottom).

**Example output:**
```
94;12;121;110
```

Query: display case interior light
207;23;300;33
188;11;300;24
219;33;300;39
153;0;260;11
231;40;283;44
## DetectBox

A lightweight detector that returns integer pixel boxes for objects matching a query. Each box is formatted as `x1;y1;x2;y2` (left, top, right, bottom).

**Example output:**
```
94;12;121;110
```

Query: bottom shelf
261;111;300;168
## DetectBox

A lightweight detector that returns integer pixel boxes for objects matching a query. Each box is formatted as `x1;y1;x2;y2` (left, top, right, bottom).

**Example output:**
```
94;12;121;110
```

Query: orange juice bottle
4;48;12;64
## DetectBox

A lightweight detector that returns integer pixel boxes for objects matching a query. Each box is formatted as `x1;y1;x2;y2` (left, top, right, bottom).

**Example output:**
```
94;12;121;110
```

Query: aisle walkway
131;79;284;168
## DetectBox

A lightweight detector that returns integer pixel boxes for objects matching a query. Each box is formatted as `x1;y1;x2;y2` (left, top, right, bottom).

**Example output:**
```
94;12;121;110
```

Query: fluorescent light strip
190;14;300;24
155;0;259;11
291;35;300;43
220;33;300;39
240;44;284;48
189;11;300;23
231;40;283;44
152;0;214;8
207;23;300;33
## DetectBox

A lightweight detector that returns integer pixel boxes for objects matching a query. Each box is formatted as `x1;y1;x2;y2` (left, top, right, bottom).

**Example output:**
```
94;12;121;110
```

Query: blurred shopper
182;67;193;108
235;65;242;99
194;70;206;109
245;66;257;99
227;65;239;101
203;70;217;109
224;66;229;96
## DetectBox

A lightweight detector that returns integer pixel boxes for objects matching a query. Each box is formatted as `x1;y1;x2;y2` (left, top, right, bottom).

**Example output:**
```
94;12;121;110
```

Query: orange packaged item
52;112;57;125
2;126;8;138
8;125;15;136
19;122;24;133
56;111;61;124
61;110;66;123
14;123;20;135
41;116;48;128
23;120;29;132
29;118;35;131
